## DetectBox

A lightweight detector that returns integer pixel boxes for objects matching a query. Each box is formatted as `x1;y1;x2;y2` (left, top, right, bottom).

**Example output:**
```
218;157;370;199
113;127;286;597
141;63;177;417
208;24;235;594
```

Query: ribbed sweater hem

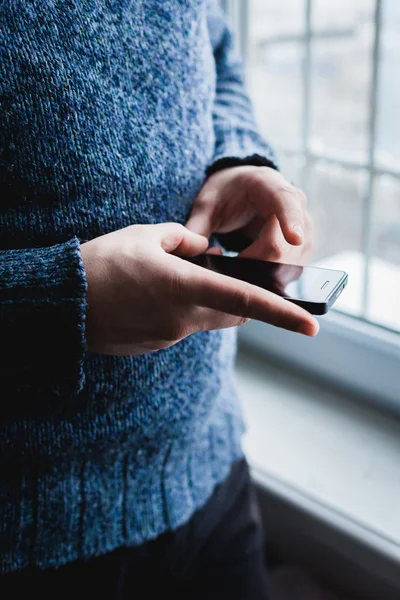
0;410;244;573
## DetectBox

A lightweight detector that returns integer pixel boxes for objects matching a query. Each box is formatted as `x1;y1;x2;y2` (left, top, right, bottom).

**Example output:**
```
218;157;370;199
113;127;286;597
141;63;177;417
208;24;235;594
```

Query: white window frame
222;0;400;411
241;315;400;412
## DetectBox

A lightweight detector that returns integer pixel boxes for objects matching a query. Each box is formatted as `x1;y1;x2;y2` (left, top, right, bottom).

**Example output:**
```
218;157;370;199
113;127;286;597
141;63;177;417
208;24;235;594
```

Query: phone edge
325;272;349;313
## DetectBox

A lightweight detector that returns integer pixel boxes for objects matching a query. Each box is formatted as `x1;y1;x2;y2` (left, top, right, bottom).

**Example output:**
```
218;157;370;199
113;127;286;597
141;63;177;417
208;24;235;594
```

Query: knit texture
0;0;277;573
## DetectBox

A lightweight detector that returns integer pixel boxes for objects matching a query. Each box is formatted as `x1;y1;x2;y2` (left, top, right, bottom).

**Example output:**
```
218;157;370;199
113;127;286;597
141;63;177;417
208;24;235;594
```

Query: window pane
368;175;400;331
248;0;305;39
313;0;373;30
375;0;400;171
247;43;304;150
244;0;399;332
310;0;375;162
247;0;305;150
306;162;366;317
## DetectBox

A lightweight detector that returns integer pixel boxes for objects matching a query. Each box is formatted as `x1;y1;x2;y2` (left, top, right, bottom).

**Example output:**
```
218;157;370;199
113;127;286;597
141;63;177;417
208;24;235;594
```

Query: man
0;1;317;598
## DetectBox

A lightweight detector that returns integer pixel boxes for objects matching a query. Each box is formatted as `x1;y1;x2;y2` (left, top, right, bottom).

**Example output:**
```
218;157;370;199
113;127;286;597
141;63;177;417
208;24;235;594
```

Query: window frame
240;314;400;413
222;0;400;409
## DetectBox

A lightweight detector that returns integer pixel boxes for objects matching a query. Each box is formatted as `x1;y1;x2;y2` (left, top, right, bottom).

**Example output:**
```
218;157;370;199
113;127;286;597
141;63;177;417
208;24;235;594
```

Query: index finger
269;184;306;246
251;171;306;246
173;256;319;336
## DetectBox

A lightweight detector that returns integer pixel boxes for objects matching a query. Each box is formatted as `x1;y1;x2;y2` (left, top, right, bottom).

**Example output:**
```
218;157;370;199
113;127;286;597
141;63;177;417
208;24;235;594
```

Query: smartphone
186;254;348;315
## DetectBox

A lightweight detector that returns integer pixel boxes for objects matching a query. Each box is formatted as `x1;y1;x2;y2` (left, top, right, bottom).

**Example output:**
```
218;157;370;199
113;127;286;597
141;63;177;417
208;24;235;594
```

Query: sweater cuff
206;128;279;178
0;237;88;408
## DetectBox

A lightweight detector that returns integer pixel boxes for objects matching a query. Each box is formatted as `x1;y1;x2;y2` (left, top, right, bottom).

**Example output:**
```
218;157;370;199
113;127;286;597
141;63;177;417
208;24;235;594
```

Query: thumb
157;223;209;257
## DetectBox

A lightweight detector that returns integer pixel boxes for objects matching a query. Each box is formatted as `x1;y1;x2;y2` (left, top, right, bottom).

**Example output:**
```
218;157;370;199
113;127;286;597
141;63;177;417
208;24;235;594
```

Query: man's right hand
80;223;319;356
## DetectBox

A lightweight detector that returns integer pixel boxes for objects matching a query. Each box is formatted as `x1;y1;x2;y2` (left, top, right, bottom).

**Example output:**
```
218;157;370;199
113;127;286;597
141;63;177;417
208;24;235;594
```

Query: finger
185;194;217;238
251;172;306;246
153;223;209;257
206;246;223;256
271;185;306;246
181;306;249;337
195;307;250;332
171;256;319;336
301;211;314;261
185;212;213;238
238;215;289;262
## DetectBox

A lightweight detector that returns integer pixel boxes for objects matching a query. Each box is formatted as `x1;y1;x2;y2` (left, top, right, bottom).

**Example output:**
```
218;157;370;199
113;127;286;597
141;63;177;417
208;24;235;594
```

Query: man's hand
186;166;312;264
81;223;319;355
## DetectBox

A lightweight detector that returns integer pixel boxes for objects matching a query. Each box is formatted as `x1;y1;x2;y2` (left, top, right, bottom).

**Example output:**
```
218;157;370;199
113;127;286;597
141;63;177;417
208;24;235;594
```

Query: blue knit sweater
0;1;277;573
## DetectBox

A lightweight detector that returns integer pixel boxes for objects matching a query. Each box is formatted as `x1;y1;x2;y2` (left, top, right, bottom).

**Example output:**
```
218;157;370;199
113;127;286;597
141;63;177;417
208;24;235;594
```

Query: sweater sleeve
0;237;87;405
206;1;279;178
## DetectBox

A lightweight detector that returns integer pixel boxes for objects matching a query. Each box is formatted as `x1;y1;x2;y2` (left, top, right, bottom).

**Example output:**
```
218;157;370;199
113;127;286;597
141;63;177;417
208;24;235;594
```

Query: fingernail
292;225;304;240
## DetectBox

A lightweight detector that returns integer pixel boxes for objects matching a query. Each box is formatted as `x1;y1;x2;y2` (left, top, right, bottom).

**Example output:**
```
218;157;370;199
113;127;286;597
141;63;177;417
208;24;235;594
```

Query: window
222;0;400;408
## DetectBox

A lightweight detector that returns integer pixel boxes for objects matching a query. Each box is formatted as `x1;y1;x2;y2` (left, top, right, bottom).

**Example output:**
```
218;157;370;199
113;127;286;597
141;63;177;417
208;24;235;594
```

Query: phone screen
187;254;346;304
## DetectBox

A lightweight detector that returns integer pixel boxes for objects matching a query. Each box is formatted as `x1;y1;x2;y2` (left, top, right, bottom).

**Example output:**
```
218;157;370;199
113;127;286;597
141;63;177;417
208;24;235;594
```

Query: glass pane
244;0;400;331
247;43;304;150
368;175;400;332
375;0;400;171
310;0;375;162
306;162;366;317
248;0;305;39
247;0;305;150
313;0;373;30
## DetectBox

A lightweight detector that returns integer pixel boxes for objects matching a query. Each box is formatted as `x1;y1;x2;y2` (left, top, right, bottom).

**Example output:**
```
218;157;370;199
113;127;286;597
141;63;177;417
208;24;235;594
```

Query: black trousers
1;459;270;599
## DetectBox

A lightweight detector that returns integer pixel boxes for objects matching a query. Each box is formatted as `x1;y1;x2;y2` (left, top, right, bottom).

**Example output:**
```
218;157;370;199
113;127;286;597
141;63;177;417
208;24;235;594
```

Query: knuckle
194;189;217;212
276;182;297;198
221;314;249;329
163;317;187;342
299;189;308;206
271;184;298;208
169;270;186;299
215;316;249;331
229;287;252;317
268;241;284;261
291;186;308;206
199;190;217;205
274;184;309;214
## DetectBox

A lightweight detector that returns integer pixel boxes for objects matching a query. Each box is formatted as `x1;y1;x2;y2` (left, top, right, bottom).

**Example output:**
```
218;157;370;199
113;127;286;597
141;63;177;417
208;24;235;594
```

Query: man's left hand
186;165;312;264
